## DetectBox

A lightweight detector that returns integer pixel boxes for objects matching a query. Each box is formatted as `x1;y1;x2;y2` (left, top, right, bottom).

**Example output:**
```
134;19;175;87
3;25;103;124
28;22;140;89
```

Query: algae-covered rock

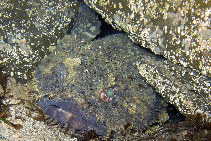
0;0;79;82
84;0;211;77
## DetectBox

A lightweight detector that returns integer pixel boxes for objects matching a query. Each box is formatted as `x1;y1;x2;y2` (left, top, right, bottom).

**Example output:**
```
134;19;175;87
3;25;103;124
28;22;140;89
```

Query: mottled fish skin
35;3;165;135
38;96;108;136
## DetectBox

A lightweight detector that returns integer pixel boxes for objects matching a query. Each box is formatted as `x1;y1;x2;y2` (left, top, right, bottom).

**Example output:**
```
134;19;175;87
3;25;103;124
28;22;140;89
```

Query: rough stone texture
136;57;211;121
141;114;211;141
69;3;101;42
84;0;211;77
0;0;79;82
83;0;211;121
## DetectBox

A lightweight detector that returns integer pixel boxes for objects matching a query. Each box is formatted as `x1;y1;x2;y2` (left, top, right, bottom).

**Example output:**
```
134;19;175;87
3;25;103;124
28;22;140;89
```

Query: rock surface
1;1;210;140
84;0;211;77
136;55;211;121
0;0;79;82
83;0;211;121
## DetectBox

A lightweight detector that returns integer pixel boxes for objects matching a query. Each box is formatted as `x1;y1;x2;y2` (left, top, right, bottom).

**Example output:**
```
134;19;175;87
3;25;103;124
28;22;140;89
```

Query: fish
38;96;108;136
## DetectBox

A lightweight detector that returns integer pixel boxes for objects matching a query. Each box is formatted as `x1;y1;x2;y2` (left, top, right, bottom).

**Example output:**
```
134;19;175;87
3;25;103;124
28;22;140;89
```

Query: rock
0;0;79;82
83;0;211;121
136;55;211;121
69;3;101;42
142;113;211;140
84;0;211;77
